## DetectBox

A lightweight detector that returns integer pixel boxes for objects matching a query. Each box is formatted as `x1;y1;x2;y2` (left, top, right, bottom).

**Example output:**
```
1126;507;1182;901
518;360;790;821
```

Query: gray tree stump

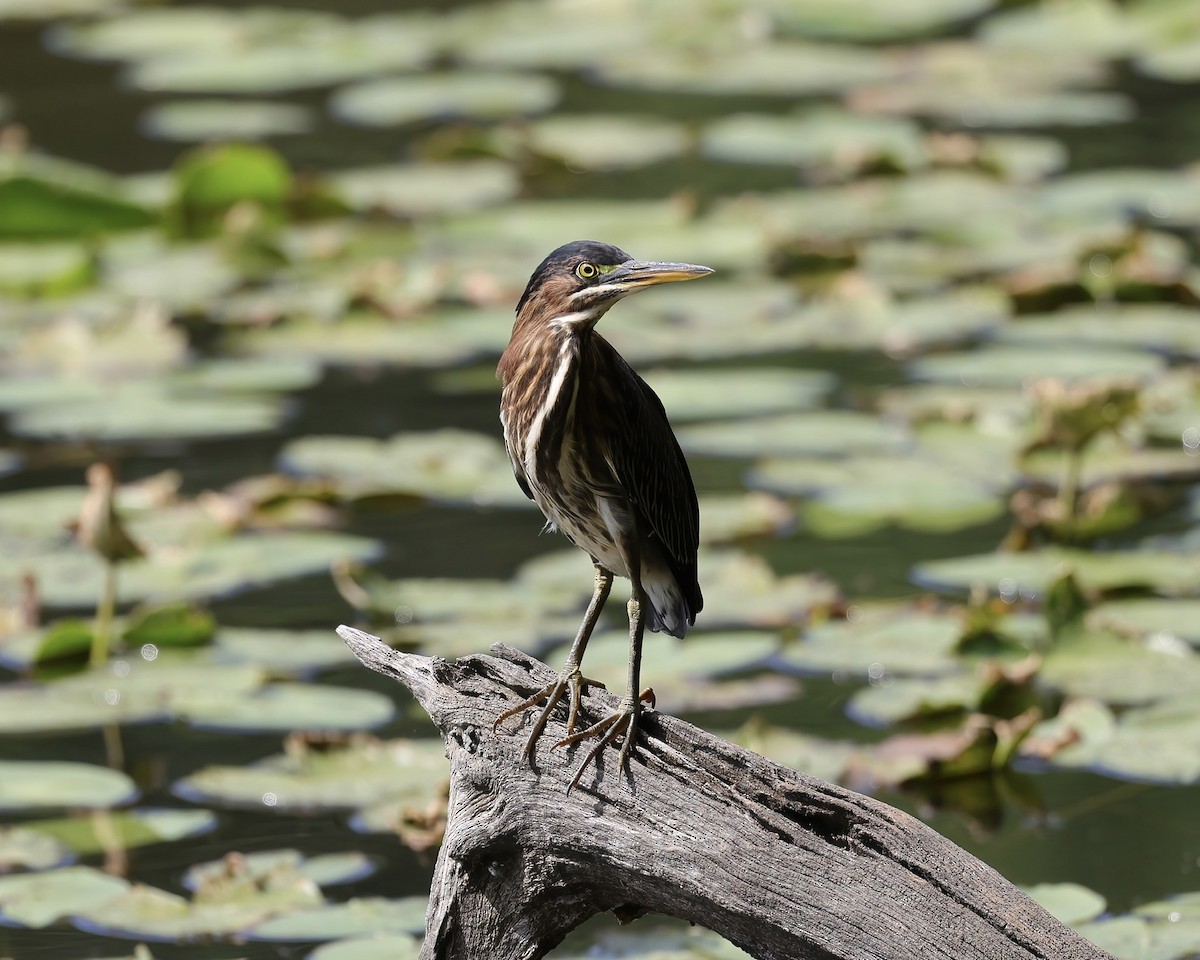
337;625;1112;960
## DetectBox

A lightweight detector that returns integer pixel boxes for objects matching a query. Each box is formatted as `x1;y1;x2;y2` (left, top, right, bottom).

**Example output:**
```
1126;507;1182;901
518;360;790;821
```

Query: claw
557;701;641;793
493;668;605;762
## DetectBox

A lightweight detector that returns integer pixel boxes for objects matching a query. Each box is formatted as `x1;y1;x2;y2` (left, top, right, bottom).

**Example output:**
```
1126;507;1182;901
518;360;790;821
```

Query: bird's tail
641;557;696;639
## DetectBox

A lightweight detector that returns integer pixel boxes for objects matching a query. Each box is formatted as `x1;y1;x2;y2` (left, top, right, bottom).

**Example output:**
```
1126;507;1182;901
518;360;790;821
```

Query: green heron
493;240;712;789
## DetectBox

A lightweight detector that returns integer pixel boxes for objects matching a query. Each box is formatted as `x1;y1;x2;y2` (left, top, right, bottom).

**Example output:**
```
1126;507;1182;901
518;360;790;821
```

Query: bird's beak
604;259;715;291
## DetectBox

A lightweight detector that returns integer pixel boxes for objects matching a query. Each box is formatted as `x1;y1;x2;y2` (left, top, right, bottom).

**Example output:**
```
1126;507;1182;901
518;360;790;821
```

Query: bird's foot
555;697;642;793
493;667;606;762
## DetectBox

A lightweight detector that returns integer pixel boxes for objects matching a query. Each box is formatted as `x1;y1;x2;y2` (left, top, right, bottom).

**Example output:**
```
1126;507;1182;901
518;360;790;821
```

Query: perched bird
493;240;712;788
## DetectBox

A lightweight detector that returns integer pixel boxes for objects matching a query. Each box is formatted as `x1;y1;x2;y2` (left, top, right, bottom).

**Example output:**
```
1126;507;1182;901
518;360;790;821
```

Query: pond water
2;0;1200;958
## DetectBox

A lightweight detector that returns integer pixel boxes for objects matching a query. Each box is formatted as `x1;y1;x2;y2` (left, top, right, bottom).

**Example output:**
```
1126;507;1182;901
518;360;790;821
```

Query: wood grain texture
337;625;1112;960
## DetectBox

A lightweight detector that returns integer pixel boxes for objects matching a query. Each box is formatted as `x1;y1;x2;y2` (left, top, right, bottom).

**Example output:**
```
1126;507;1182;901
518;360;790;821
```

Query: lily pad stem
91;560;118;668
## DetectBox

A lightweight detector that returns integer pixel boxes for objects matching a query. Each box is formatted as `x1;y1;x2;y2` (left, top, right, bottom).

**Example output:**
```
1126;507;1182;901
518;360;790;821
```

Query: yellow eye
576;261;598;280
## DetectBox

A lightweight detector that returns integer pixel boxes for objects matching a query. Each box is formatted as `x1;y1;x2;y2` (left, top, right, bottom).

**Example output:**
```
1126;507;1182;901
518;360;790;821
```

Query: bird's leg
558;588;646;792
493;564;612;761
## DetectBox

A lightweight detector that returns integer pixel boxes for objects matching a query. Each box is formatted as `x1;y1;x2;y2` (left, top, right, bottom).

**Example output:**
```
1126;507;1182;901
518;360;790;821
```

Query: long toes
554;713;617;749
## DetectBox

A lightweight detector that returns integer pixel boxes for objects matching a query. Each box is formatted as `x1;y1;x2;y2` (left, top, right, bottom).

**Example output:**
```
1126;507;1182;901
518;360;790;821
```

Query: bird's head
515;240;713;332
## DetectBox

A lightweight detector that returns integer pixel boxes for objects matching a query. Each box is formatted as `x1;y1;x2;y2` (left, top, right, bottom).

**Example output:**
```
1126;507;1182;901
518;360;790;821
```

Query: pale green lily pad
1078;906;1200;960
0;761;137;811
981;0;1131;58
677;411;902;459
1049;696;1200;785
597;42;898;97
102;235;238;310
187;682;394;734
702;110;924;172
1023;882;1107;926
184;850;375;893
215;628;361;674
644;368;835;422
552;921;754;958
525;115;689;171
697;493;794;544
0;0;123;19
774;0;994;41
141;100;313;141
341;570;580;623
1088;599;1200;648
914;548;1200;598
0;826;71;871
1040;630;1200;706
392;615;580;660
0;530;380;609
331;73;559;127
910;345;1164;387
0;242;93;296
175;738;448;812
998;304;1200;358
248;896;428;941
752;455;1006;537
848;673;985;726
699;549;840;629
279;430;526;507
1036;167;1200;227
309;935;422;960
73;872;322;940
28;808;217;856
780;604;965;678
1023;444;1200;487
0;866;129;928
979;135;1069;184
333;161;518;217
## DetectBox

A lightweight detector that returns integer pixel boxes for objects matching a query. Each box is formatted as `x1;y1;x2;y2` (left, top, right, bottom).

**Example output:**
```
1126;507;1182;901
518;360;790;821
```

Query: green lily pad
309;935;423;960
332;161;519;217
103;234;239;310
643;368;835;422
1088;599;1200;648
780;604;965;678
73;871;323;941
123;603;216;649
0;158;155;240
697;493;794;544
184;850;375;893
677;411;902;459
0;242;94;296
702;110;924;173
1040;629;1200;706
141;100;313;141
175;737;448;813
186;682;395;734
1023;883;1107;926
698;549;840;629
331;73;559;127
848;673;985;726
1048;695;1200;785
0;866;129;928
279;430;527;507
914;547;1200;598
720;723;857;783
998;304;1200;358
248;896;428;941
910;345;1164;387
27;808;217;856
215;628;361;674
774;0;993;41
0;826;71;871
525;115;689;171
0;761;137;811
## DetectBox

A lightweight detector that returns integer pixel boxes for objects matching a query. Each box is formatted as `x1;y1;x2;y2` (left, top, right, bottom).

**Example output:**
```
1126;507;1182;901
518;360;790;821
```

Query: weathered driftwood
337;625;1112;960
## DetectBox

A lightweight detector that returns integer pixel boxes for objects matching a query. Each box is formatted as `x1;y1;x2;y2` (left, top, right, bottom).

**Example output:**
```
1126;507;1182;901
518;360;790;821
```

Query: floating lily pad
215;628;361;675
1040;629;1200;706
73;871;322;941
331;73;559;127
1023;883;1107;926
0;761;137;811
1088;599;1200;648
0;826;71;871
0;866;129;928
677;411;902;459
27;808;217;856
525;115;689;171
184;682;394;734
910;345;1164;387
998;304;1200;358
699;549;840;629
847;672;985;726
248;896;428;941
332;161;518;217
184;850;376;893
781;605;965;678
644;368;835;422
309;935;422;960
279;430;527;507
175;737;448;813
0;242;93;295
720;723;857;783
141;100;313;141
774;0;994;41
697;493;794;544
702;110;924;173
914;548;1200;598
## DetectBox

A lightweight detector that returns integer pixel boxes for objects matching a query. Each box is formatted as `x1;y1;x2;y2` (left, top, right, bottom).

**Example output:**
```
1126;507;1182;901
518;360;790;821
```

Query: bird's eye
576;262;598;280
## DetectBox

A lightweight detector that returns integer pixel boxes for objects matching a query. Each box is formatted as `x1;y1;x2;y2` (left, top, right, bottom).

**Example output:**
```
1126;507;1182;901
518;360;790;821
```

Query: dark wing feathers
595;340;701;609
